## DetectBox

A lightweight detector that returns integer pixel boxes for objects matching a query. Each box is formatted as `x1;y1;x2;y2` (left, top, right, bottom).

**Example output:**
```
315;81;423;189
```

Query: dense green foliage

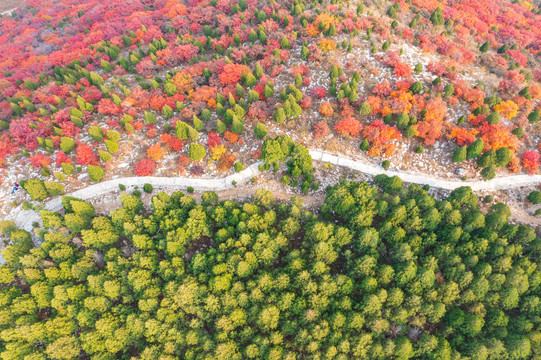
1;180;541;359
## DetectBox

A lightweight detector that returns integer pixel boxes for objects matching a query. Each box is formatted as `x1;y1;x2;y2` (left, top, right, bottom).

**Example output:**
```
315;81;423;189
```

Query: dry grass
0;0;24;13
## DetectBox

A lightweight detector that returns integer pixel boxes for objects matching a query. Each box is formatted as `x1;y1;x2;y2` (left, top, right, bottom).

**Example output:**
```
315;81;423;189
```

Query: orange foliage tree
147;144;165;161
415;97;447;145
334;117;362;137
219;64;251;85
318;102;334;117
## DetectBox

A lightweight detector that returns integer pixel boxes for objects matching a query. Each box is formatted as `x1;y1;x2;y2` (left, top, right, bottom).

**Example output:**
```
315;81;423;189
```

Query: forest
0;177;540;359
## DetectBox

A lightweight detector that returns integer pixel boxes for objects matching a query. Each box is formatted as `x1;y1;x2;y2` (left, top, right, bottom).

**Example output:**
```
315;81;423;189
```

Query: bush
187;186;194;193
254;123;268;139
62;162;75;175
44;181;65;197
132;189;141;197
189;143;206;162
135;159;157;176
234;161;243;173
119;184;126;191
415;146;424;154
382;160;390;169
99;151;112;162
480;166;496;180
281;175;291;186
60;137;76;154
143;183;153;193
0;220;16;236
106;130;120;142
88;126;104;141
528;191;541;204
466;139;484;159
88;165;104;182
360;139;370;151
22;179;47;201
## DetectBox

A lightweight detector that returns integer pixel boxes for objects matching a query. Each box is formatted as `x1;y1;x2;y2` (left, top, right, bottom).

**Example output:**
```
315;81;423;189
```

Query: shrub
143;183;153;193
415;146;424;154
480;166;495;181
187;186;194;193
0;220;16;236
105;140;118;153
44;181;65;197
22;179;47;201
60;137;76;154
360;139;370;151
254;123;267;139
466;139;484;159
62;162;75;175
382;160;390;169
135;159;157;176
88;165;104;182
234;161;243;172
88;126;104;141
119;184;126;191
189;143;206;162
528;191;541;204
144;111;157;125
99;151;112;162
231;117;244;134
132;189;142;197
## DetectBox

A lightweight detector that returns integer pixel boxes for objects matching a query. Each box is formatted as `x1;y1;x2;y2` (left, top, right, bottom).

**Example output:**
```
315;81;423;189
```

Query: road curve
6;149;541;233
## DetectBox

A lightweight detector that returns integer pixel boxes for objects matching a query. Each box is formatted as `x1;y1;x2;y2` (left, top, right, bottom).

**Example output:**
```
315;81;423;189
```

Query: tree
334;117;362;137
467;139;484;159
430;7;444;26
522;151;540;174
189;143;206;162
254;123;267;139
274;108;286;123
88;165;104;182
481;166;496;180
359;101;371;115
134;159;156;176
528;191;541;204
319;102;333;117
480;42;490;53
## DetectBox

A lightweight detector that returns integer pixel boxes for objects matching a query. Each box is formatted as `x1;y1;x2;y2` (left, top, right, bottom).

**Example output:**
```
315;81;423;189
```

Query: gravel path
6;149;541;234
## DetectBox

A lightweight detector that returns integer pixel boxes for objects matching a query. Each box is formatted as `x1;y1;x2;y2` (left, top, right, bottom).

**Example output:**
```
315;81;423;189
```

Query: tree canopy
0;180;540;359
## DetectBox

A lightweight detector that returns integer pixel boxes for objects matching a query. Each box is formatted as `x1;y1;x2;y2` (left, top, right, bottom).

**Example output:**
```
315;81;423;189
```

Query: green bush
88;126;104;141
60;137;76;154
381;160;390;169
143;183;153;193
254;123;267;139
62;162;75;175
234;161;243;173
44;181;65;197
528;191;541;204
189;143;206;162
104;140;118;154
119;184;126;191
88;165;104;182
187;186;194;193
22;179;48;201
106;130;120;142
0;220;16;236
480;166;496;181
466;139;484;159
99;150;112;162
